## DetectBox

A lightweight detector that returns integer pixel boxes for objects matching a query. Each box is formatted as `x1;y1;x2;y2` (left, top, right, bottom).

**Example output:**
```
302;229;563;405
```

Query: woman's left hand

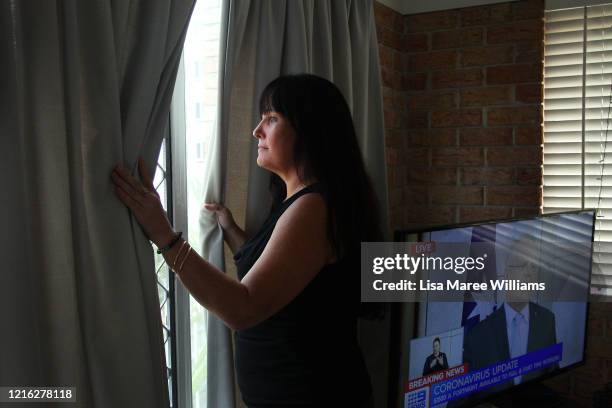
111;157;175;247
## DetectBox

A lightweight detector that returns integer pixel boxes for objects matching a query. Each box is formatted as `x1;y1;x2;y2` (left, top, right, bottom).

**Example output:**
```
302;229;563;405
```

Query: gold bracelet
177;246;193;275
172;240;188;270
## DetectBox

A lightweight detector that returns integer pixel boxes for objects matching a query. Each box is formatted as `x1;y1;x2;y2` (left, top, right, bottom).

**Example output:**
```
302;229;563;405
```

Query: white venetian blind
544;4;612;296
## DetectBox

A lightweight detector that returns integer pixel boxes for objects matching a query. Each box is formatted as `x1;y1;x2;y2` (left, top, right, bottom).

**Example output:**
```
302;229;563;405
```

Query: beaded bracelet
156;231;183;254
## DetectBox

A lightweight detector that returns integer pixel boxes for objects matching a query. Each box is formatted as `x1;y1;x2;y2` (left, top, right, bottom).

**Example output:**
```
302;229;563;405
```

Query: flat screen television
390;210;595;408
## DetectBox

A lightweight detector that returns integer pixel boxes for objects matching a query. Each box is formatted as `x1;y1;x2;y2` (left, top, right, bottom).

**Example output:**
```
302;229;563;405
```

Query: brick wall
377;0;543;231
375;1;612;407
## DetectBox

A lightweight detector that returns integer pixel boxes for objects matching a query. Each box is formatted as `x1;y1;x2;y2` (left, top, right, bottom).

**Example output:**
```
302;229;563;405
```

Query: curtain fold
203;1;389;406
1;1;195;406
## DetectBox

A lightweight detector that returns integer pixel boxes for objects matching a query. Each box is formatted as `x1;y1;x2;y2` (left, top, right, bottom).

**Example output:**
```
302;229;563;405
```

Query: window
153;137;179;407
167;1;223;407
195;142;205;162
543;4;612;296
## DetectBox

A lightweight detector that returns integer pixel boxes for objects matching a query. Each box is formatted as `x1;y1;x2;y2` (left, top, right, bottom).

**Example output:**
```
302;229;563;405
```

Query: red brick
386;165;396;188
513;0;544;21
588;315;605;337
403;73;428;90
384;88;408;109
379;27;404;50
487;21;543;44
460;128;513;145
431;186;483;205
487;186;540;206
406;110;428;128
460;3;513;26
383;89;393;109
391;92;408;111
459;207;513;223
381;67;402;88
374;2;404;33
378;45;393;69
407;167;457;185
487;146;541;165
516;126;542;145
461;46;514;67
385;129;404;148
517;167;542;185
461;86;512;106
408;50;458;71
432;27;483;49
513;207;539;218
586;337;611;358
432;147;484;166
487;64;542;84
405;205;456;225
387;147;399;166
487;106;541;125
405;148;430;167
462;168;515;185
389;186;404;207
573;376;599;401
432;69;483;89
387;164;406;189
406;129;456;146
515;40;543;63
406;10;459;33
389;208;406;228
516;83;542;103
405;186;430;204
432;109;482;127
407;91;457;109
405;33;429;52
384;109;402;128
393;50;407;71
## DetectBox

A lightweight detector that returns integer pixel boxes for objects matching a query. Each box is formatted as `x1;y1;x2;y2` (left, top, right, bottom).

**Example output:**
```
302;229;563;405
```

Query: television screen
396;210;595;408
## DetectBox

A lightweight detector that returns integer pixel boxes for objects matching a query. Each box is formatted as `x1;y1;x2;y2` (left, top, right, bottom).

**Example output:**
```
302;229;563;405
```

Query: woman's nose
252;120;264;138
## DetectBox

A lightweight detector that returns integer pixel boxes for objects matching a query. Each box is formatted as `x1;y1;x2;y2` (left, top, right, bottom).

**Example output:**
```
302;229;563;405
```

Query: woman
111;74;381;407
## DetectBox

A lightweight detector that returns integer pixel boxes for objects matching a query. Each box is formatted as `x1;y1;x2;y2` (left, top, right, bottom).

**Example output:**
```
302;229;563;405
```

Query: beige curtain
1;0;195;406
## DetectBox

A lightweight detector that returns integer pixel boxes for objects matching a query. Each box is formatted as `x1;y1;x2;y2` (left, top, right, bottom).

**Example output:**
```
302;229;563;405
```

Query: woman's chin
256;157;268;169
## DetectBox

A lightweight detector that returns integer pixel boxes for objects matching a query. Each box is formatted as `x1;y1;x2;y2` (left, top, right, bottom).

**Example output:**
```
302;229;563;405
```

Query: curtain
201;1;389;406
1;1;194;406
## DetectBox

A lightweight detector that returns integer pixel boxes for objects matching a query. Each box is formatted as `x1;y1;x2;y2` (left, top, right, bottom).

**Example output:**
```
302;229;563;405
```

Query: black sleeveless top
233;184;372;407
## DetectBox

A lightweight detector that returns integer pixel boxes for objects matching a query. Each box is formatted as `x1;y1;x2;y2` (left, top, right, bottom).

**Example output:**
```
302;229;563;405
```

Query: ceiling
377;0;612;15
377;0;518;15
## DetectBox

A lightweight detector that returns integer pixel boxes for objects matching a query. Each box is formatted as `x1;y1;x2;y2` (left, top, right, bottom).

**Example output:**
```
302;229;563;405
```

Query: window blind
544;4;612;296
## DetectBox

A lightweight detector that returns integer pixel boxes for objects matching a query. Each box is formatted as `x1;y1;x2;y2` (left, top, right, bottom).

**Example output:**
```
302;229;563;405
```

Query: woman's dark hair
259;74;385;318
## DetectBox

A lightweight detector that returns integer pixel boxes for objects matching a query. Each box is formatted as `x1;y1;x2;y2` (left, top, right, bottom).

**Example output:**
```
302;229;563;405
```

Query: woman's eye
268;116;277;123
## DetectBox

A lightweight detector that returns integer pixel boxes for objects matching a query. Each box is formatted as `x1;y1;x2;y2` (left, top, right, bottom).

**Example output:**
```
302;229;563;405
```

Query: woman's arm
111;160;332;330
171;194;332;330
203;203;247;254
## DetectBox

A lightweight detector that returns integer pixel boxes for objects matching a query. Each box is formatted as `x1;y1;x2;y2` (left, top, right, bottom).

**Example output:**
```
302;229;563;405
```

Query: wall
375;0;612;407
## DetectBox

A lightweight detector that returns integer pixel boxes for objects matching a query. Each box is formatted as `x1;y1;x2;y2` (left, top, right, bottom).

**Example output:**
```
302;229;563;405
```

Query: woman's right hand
203;203;236;231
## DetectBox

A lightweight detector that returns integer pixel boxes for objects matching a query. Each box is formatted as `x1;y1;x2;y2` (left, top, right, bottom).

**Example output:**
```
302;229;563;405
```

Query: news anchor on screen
462;234;558;396
423;337;449;376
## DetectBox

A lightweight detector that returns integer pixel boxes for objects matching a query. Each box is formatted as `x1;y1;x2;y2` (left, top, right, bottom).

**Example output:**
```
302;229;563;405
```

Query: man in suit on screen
462;233;559;397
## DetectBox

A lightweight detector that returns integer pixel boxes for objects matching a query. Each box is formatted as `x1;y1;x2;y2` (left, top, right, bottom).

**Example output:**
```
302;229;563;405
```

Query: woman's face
252;111;297;175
